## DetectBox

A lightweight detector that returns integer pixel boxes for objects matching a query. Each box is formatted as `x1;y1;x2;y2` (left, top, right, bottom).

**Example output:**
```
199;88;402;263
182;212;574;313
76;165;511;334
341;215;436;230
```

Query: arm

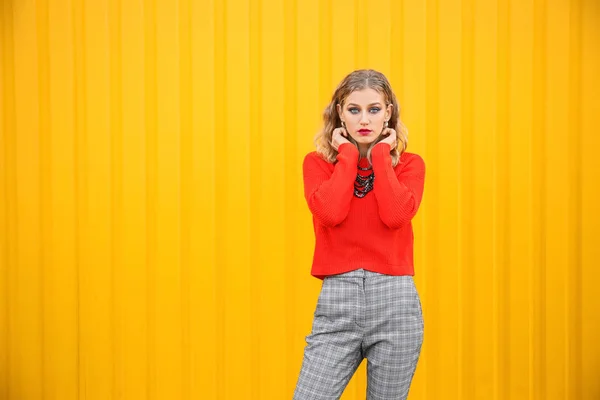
371;142;425;229
303;143;358;227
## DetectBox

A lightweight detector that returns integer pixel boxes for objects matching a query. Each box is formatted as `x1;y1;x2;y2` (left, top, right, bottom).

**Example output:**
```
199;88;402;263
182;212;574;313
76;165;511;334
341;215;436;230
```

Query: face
337;88;392;146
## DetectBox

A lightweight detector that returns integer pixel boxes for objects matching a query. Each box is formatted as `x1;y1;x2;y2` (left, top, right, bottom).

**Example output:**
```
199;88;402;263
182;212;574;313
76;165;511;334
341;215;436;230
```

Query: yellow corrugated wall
1;0;599;399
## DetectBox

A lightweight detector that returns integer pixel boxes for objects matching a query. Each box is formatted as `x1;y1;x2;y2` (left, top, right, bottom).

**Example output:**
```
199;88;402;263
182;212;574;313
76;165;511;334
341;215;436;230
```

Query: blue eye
348;107;381;114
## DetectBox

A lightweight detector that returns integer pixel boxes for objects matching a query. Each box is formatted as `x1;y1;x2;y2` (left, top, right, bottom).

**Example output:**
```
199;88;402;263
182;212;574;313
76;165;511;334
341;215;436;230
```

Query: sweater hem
310;263;415;280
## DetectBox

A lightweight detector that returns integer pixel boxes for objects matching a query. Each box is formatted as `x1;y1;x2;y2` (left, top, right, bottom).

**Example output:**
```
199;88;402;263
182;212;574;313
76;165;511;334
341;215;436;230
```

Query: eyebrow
346;102;382;107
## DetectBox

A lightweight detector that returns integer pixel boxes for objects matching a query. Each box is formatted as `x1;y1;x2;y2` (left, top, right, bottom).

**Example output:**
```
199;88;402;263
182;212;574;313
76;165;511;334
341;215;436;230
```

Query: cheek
346;116;360;128
345;111;357;121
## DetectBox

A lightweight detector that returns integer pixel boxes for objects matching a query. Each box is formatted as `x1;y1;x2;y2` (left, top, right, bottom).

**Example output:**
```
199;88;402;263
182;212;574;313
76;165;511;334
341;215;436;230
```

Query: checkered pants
293;268;424;400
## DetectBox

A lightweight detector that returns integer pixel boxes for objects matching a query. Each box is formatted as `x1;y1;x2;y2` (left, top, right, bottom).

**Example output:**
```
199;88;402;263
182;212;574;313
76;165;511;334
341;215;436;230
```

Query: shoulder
304;150;336;164
303;150;334;173
395;152;425;175
304;150;322;161
304;151;325;165
399;152;424;164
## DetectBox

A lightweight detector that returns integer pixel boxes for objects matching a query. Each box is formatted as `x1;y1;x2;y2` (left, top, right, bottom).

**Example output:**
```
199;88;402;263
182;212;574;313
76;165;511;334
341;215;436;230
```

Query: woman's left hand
379;127;398;149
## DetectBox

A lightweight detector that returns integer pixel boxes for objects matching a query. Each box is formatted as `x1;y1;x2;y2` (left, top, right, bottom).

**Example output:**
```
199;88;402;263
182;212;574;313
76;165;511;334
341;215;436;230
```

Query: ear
336;103;343;119
385;103;393;120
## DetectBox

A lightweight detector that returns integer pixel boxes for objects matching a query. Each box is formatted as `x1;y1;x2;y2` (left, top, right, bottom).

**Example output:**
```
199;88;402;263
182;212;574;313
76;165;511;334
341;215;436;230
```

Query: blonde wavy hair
313;69;408;167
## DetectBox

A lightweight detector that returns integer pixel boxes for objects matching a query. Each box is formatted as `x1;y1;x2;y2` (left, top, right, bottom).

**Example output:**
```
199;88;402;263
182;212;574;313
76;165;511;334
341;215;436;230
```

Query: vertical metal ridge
502;0;512;392
109;0;123;396
143;0;158;396
1;2;17;398
355;0;364;67
567;0;582;397
191;0;217;394
531;0;547;398
579;2;600;396
213;0;227;395
283;0;298;391
248;0;261;397
390;0;404;104
459;0;475;398
72;0;85;396
456;2;464;396
0;2;5;396
35;0;50;394
503;0;511;394
493;0;511;397
424;0;439;396
319;0;331;103
353;0;358;67
178;0;192;397
0;0;8;393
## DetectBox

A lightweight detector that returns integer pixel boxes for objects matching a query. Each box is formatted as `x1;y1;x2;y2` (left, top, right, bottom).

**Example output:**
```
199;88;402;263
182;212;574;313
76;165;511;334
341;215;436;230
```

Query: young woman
293;69;426;400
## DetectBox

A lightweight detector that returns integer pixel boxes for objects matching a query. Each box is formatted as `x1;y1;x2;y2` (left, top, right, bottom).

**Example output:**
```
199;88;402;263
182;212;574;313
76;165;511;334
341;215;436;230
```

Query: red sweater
302;141;426;280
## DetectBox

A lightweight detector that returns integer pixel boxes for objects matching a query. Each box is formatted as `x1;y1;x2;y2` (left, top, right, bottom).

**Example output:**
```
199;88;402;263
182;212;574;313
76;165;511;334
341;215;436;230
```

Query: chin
354;136;376;143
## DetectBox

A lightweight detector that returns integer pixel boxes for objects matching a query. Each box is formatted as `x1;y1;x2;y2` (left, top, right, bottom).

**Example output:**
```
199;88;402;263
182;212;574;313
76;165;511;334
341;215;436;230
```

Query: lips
358;129;371;136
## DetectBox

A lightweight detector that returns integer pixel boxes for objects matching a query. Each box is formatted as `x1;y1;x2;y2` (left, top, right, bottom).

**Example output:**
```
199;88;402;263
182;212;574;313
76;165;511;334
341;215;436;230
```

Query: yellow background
1;0;599;399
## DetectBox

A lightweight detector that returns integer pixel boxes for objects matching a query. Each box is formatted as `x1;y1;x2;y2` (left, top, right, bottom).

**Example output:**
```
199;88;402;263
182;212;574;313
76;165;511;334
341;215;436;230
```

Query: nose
360;111;370;125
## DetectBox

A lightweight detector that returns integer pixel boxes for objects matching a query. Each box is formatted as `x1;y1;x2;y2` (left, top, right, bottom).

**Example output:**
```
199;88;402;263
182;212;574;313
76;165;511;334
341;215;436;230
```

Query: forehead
344;88;385;105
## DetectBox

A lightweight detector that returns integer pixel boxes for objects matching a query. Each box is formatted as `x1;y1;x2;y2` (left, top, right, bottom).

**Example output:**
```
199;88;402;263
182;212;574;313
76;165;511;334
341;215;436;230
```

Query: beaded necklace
354;162;374;198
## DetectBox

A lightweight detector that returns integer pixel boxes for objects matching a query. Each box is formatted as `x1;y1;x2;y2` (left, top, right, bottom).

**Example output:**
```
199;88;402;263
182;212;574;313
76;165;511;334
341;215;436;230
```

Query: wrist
374;141;392;150
371;141;392;168
338;142;358;154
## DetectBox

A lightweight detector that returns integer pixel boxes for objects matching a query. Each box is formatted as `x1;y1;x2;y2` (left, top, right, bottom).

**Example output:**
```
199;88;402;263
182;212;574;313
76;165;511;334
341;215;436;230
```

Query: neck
358;143;369;158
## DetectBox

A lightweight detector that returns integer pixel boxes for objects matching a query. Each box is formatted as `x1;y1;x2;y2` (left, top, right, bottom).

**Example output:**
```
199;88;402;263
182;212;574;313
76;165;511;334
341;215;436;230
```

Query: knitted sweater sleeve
371;142;426;229
302;143;359;227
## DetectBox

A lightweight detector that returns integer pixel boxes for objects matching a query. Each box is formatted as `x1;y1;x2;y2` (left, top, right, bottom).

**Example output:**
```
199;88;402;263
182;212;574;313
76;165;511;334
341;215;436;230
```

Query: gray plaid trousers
293;268;424;400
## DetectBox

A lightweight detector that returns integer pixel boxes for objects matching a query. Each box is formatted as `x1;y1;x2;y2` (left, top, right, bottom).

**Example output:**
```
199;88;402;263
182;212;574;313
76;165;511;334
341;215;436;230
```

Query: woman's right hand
330;127;352;151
